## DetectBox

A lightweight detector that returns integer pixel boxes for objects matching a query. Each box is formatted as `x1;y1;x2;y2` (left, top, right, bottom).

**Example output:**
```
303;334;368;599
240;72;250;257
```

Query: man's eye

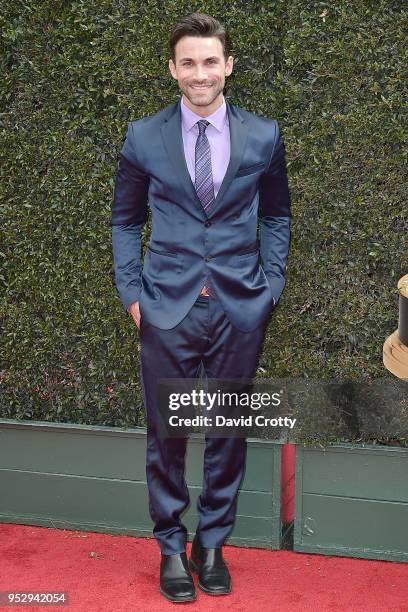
181;60;217;66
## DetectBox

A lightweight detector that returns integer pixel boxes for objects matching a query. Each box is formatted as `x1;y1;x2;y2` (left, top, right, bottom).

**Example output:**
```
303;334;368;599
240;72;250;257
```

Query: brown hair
169;12;230;63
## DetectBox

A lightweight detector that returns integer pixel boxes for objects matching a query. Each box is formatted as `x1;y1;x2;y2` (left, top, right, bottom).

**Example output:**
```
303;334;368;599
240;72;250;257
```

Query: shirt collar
180;94;228;133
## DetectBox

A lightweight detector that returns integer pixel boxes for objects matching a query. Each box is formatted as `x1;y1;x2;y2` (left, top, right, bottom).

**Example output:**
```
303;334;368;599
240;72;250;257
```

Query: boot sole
159;587;197;603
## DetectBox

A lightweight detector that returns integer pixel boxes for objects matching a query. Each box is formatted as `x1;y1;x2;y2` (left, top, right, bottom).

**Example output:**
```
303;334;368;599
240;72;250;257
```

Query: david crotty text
168;415;297;429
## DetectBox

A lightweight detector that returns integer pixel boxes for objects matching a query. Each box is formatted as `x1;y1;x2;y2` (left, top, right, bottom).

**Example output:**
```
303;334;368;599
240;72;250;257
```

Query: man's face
169;36;233;112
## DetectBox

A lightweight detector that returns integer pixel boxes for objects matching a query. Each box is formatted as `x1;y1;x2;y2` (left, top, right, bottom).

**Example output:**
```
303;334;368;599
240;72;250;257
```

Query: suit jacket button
204;220;212;227
204;255;212;262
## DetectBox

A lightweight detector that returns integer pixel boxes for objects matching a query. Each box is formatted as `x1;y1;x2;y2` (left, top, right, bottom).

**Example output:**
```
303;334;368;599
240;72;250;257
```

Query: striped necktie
195;119;217;297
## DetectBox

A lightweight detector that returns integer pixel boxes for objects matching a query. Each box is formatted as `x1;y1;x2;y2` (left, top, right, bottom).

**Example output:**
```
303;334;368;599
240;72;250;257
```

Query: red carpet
1;524;407;611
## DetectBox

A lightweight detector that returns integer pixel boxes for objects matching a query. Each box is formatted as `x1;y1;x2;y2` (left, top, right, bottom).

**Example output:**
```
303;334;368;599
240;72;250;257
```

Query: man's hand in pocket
127;301;141;329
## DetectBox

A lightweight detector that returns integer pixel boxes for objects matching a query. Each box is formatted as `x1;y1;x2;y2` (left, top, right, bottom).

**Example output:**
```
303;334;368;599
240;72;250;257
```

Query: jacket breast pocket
235;162;265;177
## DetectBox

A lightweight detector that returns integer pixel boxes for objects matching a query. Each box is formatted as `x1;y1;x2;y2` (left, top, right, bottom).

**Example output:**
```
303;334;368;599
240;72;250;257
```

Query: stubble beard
182;81;224;108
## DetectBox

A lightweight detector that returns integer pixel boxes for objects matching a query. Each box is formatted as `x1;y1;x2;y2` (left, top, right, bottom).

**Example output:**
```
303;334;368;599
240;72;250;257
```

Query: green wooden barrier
294;443;408;562
0;419;282;549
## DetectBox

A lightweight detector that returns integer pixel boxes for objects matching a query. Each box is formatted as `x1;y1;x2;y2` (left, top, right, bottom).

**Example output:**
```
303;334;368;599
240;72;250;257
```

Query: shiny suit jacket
111;97;291;332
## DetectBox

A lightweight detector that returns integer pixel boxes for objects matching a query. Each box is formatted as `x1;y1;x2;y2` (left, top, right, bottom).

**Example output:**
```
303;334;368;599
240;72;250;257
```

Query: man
111;12;291;603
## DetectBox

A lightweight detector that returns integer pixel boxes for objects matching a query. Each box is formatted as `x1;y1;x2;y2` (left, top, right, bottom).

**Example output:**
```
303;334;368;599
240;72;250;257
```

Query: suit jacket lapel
211;99;248;217
160;96;249;218
160;98;204;217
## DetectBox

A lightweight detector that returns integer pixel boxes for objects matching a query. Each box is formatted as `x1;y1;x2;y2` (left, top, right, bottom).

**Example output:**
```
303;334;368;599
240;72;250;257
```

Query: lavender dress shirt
180;94;230;198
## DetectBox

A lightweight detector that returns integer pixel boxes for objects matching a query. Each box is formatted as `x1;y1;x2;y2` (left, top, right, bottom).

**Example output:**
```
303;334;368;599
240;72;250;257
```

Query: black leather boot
189;535;231;595
160;551;197;602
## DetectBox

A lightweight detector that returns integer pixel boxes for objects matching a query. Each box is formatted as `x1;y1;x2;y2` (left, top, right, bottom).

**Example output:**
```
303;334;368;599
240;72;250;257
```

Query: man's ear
169;59;177;80
225;56;234;77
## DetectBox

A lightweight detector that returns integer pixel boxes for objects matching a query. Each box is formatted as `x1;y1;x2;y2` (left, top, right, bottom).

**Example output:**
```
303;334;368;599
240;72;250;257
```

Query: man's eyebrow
178;56;220;62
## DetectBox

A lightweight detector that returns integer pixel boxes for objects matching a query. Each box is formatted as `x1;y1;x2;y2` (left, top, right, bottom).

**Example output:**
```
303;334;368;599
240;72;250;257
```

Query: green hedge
1;0;407;433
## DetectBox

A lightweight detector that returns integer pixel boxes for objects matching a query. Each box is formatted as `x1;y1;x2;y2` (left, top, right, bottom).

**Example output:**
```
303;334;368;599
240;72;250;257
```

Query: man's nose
193;66;207;80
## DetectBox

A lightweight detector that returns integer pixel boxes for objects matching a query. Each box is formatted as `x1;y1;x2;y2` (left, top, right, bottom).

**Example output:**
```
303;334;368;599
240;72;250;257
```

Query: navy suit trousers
139;294;268;555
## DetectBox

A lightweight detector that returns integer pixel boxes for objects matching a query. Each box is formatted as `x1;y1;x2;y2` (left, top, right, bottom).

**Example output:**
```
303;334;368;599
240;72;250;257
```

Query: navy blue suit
111;96;291;554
